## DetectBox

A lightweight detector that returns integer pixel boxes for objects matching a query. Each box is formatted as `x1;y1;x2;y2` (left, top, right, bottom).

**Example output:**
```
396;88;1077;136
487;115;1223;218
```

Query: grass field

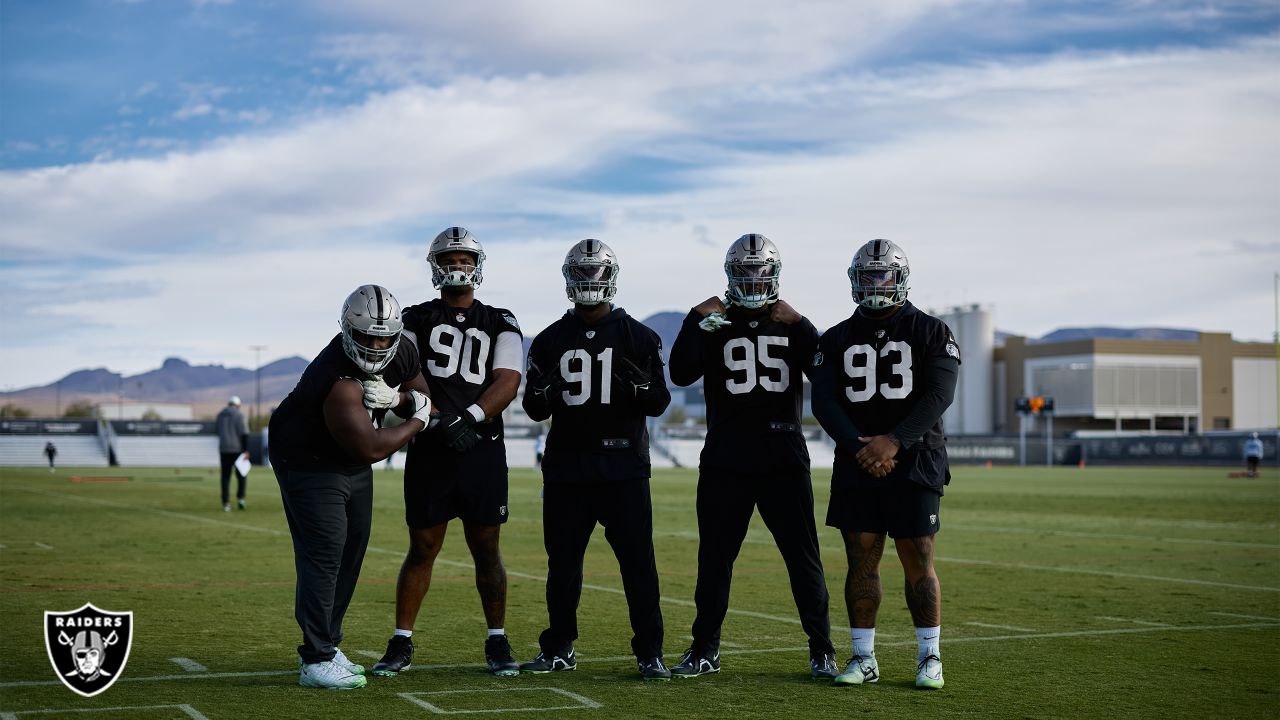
0;464;1277;719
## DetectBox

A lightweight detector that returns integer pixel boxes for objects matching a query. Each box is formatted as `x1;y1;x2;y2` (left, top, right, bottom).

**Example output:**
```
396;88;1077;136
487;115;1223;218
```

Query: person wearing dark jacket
216;396;250;511
666;234;837;681
519;239;673;681
269;284;433;690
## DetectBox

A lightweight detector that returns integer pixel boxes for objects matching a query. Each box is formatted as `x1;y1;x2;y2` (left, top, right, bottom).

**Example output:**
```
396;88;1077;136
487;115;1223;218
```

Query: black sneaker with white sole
810;652;839;680
485;635;520;677
638;656;672;681
370;635;414;677
519;648;576;673
671;648;720;678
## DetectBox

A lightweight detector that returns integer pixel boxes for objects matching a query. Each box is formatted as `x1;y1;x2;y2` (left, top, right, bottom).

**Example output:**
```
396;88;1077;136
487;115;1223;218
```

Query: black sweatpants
691;468;834;657
539;477;664;660
272;455;373;664
219;452;247;505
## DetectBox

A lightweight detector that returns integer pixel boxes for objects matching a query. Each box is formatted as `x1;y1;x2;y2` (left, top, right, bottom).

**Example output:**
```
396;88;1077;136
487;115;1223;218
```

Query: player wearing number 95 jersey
667;233;837;681
810;239;959;690
372;227;525;679
520;239;673;681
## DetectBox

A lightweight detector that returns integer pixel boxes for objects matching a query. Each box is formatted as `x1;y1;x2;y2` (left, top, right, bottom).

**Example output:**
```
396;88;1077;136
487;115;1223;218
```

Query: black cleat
671;648;720;678
811;652;839;680
519;648;576;673
370;635;414;677
638;656;672;681
485;635;520;677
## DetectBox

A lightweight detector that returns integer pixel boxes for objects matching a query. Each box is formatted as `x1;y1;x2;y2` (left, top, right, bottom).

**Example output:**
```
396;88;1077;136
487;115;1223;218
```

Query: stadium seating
112;436;220;467
0;435;109;467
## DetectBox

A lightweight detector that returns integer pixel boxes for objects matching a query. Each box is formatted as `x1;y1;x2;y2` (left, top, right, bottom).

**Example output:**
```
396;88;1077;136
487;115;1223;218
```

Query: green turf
0;464;1277;719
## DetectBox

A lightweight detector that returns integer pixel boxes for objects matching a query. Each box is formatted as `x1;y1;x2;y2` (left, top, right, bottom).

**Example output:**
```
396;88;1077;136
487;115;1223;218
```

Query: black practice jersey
269;334;419;473
816;301;959;489
401;298;522;424
669;305;818;472
523;307;671;485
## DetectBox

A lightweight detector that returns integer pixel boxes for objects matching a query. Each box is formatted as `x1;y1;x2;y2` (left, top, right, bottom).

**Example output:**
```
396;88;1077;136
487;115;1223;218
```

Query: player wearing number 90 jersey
811;238;959;690
520;239;673;681
666;234;837;680
373;227;525;680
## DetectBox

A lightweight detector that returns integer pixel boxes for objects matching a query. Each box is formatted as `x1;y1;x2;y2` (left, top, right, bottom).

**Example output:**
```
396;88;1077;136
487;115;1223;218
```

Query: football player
269;285;434;690
371;227;524;678
519;239;673;681
810;239;960;690
666;234;838;680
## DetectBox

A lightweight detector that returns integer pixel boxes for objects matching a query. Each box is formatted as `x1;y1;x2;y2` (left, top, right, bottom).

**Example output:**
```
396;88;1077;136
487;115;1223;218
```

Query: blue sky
2;0;1278;389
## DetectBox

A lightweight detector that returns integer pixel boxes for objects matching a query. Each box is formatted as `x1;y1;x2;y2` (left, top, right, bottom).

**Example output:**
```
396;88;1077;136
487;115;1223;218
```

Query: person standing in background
1245;432;1263;478
44;441;57;473
216;396;250;512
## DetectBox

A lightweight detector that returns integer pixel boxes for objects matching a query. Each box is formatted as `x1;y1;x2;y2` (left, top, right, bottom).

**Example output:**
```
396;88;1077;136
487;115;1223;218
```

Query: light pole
249;345;268;429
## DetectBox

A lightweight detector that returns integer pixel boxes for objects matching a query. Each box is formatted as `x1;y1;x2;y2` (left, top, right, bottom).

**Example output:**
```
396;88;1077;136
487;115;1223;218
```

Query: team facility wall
1233;357;1278;430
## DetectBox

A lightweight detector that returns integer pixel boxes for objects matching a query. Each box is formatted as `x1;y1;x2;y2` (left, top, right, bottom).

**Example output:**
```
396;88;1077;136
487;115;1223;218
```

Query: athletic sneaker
915;654;944;689
238;499;246;510
332;648;365;675
223;504;231;512
810;652;838;680
485;635;520;677
638;656;672;681
370;635;414;676
671;648;720;678
299;660;367;690
519;648;576;673
834;655;879;685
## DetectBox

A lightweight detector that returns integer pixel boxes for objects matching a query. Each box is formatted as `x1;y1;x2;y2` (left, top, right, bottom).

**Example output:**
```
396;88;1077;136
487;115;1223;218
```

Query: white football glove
407;390;432;431
361;377;397;410
698;312;733;332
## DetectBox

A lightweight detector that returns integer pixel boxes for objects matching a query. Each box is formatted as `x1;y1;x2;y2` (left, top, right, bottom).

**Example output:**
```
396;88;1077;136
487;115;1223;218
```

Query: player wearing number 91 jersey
666;233;837;680
810;238;959;690
520;239;673;681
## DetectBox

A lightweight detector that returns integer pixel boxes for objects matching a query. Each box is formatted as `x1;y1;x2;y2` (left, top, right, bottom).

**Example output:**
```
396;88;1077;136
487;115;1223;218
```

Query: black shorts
826;480;941;538
403;431;509;528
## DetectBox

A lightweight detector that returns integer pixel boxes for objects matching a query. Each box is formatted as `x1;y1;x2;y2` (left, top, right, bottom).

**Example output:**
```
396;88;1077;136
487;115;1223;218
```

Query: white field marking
0;541;53;551
0;705;208;719
964;622;1036;632
398;687;603;714
939;556;1280;593
169;657;208;672
355;650;383;659
686;636;744;648
33;542;52;550
944;524;1280;550
16;488;846;634
3;623;1277;690
1209;611;1280;622
1095;616;1173;627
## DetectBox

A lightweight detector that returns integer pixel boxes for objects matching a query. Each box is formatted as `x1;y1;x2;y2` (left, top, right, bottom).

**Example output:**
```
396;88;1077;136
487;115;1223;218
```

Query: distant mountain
640;311;686;353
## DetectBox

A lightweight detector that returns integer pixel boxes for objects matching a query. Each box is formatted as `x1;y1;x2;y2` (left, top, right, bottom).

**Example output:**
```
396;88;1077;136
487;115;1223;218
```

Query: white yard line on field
168;657;208;672
939;556;1280;593
1095;616;1173;627
944;524;1280;550
964;622;1036;632
1209;611;1280;622
1;622;1276;690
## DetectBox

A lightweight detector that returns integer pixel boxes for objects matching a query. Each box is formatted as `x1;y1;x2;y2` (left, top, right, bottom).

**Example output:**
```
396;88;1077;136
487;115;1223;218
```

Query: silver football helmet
849;239;910;310
562;239;619;305
340;284;404;374
427;226;485;289
724;233;781;309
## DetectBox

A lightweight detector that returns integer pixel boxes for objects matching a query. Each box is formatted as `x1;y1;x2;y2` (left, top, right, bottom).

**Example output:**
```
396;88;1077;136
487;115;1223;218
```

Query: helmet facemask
725;260;780;309
340;285;404;375
850;266;909;309
427;227;486;289
564;262;618;305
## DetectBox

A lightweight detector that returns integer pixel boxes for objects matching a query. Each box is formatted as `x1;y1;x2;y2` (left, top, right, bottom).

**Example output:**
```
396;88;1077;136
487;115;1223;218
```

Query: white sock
916;626;940;663
851;628;875;658
487;627;505;638
394;629;413;638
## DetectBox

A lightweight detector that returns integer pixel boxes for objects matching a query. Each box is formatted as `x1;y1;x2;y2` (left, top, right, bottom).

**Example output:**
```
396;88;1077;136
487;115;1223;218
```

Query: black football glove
434;412;481;453
527;360;567;404
612;355;653;398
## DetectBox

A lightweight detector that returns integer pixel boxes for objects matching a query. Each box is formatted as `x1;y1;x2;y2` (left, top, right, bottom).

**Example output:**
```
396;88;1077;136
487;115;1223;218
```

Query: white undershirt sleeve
492;331;524;373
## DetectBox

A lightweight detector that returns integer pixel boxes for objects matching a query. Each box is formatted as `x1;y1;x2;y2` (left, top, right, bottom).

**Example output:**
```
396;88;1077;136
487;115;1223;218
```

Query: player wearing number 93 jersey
520;238;673;681
810;238;959;690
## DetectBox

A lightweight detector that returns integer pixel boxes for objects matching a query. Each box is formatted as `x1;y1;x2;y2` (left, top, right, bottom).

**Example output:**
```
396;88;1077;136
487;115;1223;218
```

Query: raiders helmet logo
875;330;886;339
929;514;937;525
945;341;960;360
502;314;520;330
812;351;824;367
749;320;759;328
585;331;596;339
455;313;466;323
45;603;133;697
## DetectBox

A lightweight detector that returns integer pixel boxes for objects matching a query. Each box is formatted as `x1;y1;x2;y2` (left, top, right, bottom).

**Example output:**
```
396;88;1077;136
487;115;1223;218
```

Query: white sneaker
834;655;879;685
333;648;365;675
915;654;944;689
299;660;367;690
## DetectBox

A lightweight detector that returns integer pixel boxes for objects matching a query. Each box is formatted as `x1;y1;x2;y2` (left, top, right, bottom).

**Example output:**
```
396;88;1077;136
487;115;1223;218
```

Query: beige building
994;333;1277;434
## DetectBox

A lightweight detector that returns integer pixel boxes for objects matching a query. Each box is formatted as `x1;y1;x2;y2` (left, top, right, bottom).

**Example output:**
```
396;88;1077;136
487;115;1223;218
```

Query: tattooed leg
894;535;940;628
842;530;886;628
